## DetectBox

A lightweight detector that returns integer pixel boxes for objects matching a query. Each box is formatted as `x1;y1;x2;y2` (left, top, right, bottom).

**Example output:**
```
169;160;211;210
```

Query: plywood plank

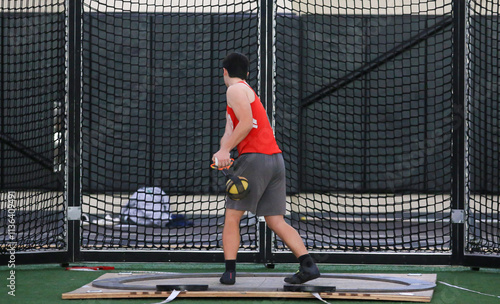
62;272;436;302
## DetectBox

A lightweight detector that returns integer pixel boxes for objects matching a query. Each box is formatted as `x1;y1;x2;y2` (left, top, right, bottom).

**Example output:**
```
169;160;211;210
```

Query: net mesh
466;0;500;254
1;0;499;260
274;0;454;252
0;1;66;253
80;0;260;250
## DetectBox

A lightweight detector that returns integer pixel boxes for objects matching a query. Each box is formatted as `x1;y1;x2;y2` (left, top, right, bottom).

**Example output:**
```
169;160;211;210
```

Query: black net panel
0;2;66;253
80;0;260;250
275;1;454;252
466;0;500;254
3;0;498;262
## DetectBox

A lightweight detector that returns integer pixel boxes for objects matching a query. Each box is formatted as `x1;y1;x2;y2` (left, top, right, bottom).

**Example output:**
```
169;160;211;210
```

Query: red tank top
226;82;282;156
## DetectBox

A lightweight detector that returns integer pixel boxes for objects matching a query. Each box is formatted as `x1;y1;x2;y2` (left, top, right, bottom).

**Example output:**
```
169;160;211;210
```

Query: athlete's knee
264;215;286;231
225;215;241;226
225;209;244;225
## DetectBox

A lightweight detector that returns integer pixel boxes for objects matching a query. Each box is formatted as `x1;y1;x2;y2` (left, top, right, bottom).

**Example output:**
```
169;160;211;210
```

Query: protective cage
0;0;499;268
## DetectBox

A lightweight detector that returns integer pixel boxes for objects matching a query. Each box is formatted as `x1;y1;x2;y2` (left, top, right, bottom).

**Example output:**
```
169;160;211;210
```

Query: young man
212;52;320;285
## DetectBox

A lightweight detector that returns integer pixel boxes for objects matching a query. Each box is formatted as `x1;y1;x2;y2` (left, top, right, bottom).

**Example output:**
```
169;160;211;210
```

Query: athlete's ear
223;68;228;76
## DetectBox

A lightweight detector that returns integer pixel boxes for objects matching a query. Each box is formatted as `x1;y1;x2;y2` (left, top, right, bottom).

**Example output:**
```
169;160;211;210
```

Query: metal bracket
451;209;465;224
67;206;82;221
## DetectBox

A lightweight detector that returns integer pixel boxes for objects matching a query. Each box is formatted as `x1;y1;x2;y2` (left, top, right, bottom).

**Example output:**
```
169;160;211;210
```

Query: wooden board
62;272;436;302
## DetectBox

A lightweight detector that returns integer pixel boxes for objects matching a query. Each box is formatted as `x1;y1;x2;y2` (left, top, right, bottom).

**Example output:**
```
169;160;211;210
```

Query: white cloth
121;187;170;227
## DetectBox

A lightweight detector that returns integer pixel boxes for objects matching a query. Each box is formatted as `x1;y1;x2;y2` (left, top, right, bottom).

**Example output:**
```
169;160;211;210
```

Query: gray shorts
226;153;286;216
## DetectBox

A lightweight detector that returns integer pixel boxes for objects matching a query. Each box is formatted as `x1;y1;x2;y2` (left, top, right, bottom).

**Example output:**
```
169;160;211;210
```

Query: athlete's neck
225;77;245;87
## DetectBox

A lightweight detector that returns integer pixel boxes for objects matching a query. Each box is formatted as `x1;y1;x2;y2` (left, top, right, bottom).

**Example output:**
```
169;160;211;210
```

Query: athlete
212;52;320;285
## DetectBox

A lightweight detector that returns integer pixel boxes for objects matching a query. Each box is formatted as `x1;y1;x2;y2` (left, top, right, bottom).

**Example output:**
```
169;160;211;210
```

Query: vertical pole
209;14;217;194
260;0;267;112
298;13;304;193
259;0;268;264
0;14;4;190
260;0;274;119
259;0;276;264
265;0;274;122
258;219;267;263
67;0;82;263
451;0;466;265
148;16;154;186
265;223;274;265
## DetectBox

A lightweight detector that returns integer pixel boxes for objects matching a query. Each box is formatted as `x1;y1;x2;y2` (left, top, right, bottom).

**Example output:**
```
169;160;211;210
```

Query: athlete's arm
213;84;253;167
219;115;233;152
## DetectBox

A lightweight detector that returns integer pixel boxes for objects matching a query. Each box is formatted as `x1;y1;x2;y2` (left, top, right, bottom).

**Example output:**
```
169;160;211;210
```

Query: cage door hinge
67;206;82;221
451;209;465;224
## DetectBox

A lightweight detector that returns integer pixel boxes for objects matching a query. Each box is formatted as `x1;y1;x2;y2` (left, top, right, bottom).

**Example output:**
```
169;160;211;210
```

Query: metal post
298;13;304;194
266;0;274;122
451;0;466;265
260;0;277;264
260;0;267;113
260;0;274;119
67;0;82;263
0;14;4;190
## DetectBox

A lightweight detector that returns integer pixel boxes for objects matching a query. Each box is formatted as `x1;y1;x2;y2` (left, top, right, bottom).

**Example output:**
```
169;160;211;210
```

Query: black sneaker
220;271;236;285
284;264;320;284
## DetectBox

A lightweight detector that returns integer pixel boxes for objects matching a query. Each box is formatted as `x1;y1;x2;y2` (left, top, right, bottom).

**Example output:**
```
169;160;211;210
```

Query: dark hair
223;52;249;80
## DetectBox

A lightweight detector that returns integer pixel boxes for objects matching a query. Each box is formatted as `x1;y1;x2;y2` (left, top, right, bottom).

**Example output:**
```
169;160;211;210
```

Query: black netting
466;0;500;254
80;0;260;250
0;2;66;253
1;0;499;263
275;1;454;252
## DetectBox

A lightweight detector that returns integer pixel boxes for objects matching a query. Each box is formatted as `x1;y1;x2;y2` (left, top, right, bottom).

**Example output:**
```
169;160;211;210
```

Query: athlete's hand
212;150;232;168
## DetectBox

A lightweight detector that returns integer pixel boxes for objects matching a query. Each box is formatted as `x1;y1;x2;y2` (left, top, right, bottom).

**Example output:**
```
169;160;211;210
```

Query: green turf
1;263;500;304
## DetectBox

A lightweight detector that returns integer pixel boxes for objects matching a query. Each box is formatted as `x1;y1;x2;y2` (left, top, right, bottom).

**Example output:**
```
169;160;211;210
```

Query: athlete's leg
222;208;246;259
220;208;245;285
265;215;320;284
264;215;308;257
